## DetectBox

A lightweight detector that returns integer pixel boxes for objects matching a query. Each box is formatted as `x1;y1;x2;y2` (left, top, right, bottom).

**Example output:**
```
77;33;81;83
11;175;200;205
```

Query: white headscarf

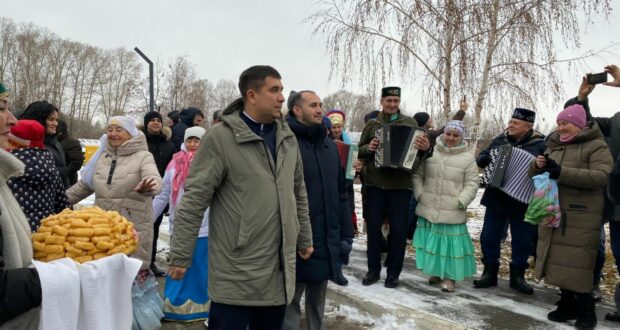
80;116;140;189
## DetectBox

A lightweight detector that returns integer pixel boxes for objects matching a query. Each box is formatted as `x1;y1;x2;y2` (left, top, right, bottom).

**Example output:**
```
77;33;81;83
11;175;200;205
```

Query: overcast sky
2;0;620;126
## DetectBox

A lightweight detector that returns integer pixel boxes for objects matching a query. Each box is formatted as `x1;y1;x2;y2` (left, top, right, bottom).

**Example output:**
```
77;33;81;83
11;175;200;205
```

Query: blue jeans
480;208;537;269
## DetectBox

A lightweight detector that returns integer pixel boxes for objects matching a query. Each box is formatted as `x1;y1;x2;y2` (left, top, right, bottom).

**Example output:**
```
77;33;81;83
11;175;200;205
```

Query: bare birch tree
207;79;238;117
0;17;222;136
308;0;614;139
98;48;141;121
164;56;197;113
323;89;377;131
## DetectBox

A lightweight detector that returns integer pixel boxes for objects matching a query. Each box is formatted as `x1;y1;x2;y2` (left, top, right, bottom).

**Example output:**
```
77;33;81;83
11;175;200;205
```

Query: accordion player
480;145;535;204
374;124;425;170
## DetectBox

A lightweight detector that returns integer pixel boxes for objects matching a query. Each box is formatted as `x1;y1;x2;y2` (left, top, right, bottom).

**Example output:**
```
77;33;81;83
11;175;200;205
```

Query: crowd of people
1;63;620;330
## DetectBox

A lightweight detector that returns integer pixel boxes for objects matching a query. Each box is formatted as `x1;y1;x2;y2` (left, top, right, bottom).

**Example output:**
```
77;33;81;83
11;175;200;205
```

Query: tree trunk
473;0;500;144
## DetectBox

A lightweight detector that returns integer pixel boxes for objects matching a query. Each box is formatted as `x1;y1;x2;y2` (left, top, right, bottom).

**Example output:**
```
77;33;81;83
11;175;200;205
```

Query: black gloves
340;239;353;265
477;155;491;168
543;156;561;180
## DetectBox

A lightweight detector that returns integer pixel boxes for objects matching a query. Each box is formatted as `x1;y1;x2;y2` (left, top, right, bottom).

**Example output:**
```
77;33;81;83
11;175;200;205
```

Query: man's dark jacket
477;129;546;216
171;107;203;150
287;115;354;282
141;126;177;177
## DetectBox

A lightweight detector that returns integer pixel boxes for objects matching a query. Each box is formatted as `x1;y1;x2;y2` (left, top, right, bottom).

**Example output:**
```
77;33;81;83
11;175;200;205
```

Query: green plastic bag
524;172;560;227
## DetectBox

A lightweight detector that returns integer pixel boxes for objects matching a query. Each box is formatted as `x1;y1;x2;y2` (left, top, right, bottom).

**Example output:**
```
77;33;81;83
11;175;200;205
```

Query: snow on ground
77;184;619;329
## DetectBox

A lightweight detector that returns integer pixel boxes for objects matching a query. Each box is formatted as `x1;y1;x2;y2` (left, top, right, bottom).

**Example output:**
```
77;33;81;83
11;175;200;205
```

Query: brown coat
67;133;162;269
529;122;612;293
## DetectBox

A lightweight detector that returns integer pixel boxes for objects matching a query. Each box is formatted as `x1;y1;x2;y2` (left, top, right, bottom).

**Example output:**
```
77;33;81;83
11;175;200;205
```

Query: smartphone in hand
587;72;608;85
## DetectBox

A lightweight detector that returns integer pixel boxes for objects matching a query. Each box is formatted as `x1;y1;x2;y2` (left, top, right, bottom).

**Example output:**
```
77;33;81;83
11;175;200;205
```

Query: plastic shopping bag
132;271;164;330
524;172;561;227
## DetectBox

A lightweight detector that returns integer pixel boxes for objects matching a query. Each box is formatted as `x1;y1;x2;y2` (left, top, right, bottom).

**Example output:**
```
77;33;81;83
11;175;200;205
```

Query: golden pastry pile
32;207;138;263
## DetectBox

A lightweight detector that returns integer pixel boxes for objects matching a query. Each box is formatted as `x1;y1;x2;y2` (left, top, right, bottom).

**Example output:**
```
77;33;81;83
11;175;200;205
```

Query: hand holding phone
603;65;620;88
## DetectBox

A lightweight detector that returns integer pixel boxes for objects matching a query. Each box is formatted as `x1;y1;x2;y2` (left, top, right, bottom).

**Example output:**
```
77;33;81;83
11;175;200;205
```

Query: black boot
607;283;620;322
547;289;577;322
575;292;597;330
509;266;534;294
473;264;498;288
362;271;380;286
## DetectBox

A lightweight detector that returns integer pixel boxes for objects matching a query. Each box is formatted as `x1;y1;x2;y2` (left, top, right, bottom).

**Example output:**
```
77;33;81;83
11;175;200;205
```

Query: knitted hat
0;82;8;100
107;116;139;137
143;111;162;128
184;126;206;141
512;108;536;123
9;120;45;149
364;110;380;123
381;86;401;98
413;112;430;127
557;104;587;129
444;120;466;136
322;116;332;129
326;109;346;126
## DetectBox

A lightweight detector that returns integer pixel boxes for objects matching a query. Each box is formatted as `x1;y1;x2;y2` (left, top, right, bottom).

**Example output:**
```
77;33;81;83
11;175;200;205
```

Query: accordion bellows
481;145;535;204
374;124;424;170
334;140;358;180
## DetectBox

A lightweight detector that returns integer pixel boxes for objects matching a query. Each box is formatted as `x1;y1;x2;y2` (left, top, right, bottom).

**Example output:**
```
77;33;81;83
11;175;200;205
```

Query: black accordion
481;145;535;204
374;124;424;170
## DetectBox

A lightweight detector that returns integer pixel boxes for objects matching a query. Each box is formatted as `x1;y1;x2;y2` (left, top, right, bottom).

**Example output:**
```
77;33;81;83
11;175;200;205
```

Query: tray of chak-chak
32;206;138;263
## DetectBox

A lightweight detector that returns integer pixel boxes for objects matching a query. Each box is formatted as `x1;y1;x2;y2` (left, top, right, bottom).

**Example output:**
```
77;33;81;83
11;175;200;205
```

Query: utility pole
134;47;155;112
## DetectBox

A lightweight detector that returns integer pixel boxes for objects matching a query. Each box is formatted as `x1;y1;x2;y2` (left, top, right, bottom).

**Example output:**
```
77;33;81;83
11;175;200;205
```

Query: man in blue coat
170;107;205;149
283;90;354;330
474;108;546;294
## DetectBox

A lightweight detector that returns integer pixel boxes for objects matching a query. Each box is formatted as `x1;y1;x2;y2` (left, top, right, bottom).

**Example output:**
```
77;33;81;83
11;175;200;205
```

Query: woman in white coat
413;120;479;292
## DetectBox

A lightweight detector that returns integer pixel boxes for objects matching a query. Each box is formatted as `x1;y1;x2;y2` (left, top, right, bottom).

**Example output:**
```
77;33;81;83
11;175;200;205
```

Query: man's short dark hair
238;65;281;100
167;110;180;123
212;110;222;121
287;90;315;118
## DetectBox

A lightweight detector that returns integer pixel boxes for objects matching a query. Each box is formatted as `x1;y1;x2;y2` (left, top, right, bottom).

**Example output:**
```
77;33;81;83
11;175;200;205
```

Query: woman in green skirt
413;120;479;292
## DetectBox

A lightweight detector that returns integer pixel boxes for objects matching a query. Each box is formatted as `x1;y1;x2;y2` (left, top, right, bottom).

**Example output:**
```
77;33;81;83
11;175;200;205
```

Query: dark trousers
151;204;167;266
610;221;620;270
407;196;418;240
480;208;537;269
208;302;286;330
366;186;412;278
594;226;606;285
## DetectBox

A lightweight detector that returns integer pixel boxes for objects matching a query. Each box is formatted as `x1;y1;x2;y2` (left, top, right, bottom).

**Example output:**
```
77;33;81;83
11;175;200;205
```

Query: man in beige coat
168;65;314;330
